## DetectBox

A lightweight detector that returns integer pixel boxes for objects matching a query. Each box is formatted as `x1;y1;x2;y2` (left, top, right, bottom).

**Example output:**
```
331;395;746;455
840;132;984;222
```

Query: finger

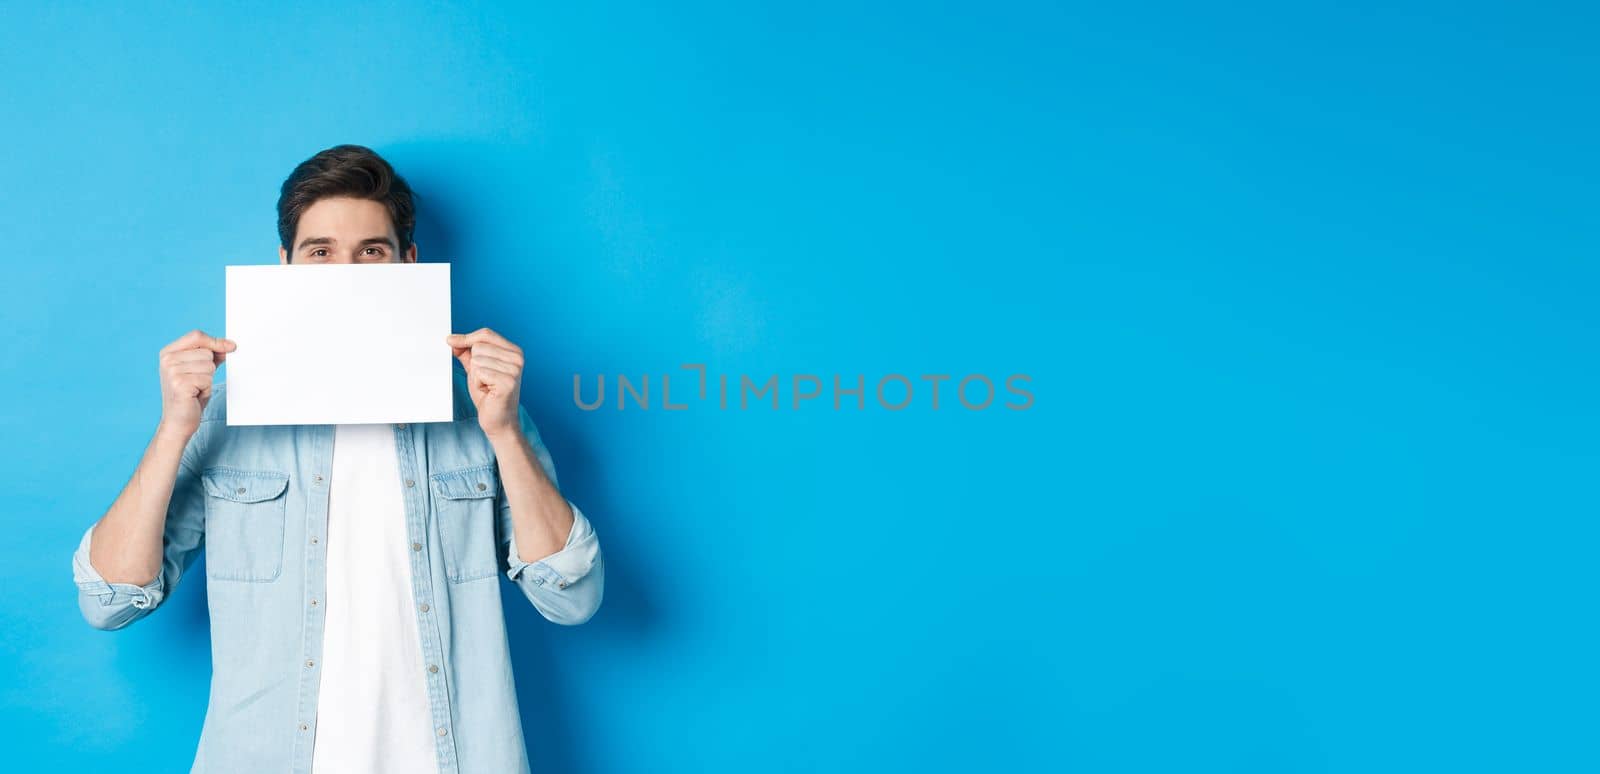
172;361;218;376
162;329;237;355
162;330;233;355
446;328;520;355
163;349;229;369
168;373;212;397
469;343;523;367
192;376;214;401
471;356;518;378
470;354;520;375
165;349;218;365
161;330;208;355
471;364;517;390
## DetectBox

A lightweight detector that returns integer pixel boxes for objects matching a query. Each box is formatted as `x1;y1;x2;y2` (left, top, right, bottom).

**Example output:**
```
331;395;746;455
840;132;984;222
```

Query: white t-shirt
310;423;440;774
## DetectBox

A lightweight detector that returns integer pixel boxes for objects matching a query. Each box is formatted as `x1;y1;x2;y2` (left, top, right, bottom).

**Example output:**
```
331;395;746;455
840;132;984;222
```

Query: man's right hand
158;329;236;440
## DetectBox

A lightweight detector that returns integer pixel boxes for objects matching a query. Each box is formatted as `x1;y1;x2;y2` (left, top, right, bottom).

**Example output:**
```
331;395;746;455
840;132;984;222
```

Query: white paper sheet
224;263;454;426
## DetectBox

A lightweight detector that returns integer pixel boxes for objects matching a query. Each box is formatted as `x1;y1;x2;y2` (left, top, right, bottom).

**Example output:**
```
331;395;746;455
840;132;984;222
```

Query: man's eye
364;247;384;256
312;249;329;257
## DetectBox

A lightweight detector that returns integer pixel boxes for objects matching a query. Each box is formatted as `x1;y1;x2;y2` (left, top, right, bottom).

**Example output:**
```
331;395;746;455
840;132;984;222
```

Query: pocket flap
432;464;497;499
202;467;290;503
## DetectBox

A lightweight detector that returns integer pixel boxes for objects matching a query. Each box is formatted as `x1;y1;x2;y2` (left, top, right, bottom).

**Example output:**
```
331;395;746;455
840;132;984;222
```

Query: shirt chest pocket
431;464;500;583
201;467;291;583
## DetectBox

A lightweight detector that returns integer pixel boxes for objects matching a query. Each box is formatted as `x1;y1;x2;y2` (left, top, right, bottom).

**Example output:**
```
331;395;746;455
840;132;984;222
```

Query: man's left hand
445;328;524;440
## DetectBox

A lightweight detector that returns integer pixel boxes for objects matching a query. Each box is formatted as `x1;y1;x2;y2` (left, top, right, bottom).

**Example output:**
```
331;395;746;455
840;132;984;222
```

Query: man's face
278;196;418;264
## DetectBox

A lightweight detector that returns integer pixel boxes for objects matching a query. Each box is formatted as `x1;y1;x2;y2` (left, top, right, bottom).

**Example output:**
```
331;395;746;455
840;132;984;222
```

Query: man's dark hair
277;144;416;255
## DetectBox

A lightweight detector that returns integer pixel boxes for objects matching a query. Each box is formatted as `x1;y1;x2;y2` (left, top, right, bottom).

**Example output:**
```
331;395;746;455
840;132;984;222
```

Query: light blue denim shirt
70;365;604;773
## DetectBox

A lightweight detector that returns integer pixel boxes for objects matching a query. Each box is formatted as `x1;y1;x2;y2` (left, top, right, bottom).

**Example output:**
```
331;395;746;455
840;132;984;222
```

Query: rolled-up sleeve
498;405;605;625
72;425;210;631
73;525;169;630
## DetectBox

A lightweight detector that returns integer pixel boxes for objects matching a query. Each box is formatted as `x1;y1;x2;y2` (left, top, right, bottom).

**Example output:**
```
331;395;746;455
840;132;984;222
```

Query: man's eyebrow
357;236;398;249
296;236;335;250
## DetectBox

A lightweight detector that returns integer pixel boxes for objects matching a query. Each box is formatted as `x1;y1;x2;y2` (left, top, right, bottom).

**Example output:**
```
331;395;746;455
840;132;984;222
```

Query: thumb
445;335;471;367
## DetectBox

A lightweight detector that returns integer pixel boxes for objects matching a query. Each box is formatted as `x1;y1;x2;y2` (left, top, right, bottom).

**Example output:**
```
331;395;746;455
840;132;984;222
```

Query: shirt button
558;581;568;589
419;603;430;612
235;487;246;495
299;723;309;732
405;478;416;488
310;599;318;607
476;482;487;491
411;542;423;552
310;536;319;545
397;423;408;429
305;659;315;668
428;664;439;674
437;727;448;737
314;474;324;485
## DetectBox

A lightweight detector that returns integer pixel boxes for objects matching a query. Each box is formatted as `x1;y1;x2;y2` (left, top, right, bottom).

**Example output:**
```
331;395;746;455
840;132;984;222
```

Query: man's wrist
153;420;195;446
483;424;524;449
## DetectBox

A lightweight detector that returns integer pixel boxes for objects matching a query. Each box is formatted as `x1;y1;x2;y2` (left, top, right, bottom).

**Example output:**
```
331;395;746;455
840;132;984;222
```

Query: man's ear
404;243;418;263
279;246;290;264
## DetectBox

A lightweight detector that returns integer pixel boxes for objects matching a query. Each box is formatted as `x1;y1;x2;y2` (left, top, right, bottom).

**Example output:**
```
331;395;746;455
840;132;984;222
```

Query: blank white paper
225;263;454;426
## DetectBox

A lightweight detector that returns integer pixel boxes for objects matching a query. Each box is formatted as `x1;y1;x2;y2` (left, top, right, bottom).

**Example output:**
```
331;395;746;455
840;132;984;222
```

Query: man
70;145;603;774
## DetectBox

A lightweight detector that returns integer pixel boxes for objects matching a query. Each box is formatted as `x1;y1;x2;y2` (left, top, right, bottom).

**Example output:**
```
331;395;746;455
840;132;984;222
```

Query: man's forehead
299;197;393;224
294;198;397;240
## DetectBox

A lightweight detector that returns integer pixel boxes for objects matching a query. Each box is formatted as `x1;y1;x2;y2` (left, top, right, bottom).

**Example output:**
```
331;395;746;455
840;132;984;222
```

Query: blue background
2;1;1596;771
